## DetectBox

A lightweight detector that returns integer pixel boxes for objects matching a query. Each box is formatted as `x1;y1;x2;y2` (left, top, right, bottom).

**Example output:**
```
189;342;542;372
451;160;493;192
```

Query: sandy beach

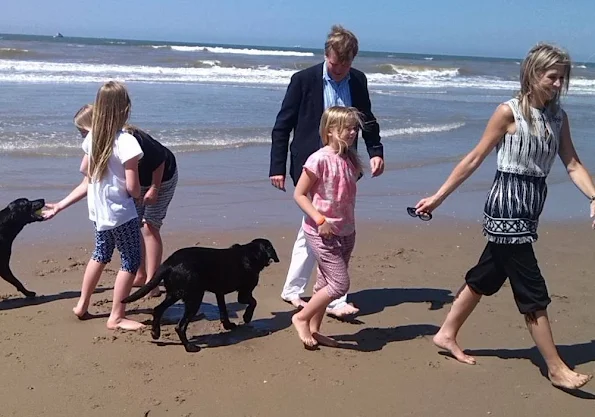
1;219;594;417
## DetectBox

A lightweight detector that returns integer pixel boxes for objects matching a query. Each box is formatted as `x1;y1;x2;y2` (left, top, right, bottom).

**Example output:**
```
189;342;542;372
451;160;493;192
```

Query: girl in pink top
292;106;363;349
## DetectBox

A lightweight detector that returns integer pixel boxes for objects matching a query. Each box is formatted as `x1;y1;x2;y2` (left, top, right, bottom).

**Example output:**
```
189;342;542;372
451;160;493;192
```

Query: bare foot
106;317;145;331
291;314;317;349
313;332;339;347
549;367;593;390
433;331;476;365
326;303;359;318
284;297;307;309
73;304;90;320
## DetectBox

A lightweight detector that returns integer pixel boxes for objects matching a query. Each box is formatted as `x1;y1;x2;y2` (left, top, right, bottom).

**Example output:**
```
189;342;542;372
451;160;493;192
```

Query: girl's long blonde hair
319;106;363;175
74;104;141;136
517;43;571;130
89;81;131;182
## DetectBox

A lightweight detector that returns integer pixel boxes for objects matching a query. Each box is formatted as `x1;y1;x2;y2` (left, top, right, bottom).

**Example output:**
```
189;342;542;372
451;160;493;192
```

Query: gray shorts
135;169;178;229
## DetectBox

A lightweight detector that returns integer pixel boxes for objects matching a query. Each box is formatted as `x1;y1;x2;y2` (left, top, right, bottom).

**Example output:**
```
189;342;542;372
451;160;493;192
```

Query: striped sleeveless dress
483;98;564;244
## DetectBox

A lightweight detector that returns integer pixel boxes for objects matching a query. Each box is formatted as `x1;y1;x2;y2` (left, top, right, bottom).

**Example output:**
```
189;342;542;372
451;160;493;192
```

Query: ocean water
1;34;595;242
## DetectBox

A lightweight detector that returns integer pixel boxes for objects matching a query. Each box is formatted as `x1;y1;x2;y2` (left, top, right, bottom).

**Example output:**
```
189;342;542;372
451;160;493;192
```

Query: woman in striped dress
414;44;595;390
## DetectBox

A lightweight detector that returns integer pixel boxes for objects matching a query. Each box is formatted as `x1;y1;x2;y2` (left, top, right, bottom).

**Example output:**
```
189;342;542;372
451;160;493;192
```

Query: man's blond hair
324;25;359;62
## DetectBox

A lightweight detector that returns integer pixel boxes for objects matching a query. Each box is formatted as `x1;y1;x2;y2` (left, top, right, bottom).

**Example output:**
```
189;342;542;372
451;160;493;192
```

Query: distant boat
53;33;63;38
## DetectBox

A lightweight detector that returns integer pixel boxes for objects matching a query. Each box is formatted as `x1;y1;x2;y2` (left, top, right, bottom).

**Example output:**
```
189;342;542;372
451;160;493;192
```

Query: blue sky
2;0;594;60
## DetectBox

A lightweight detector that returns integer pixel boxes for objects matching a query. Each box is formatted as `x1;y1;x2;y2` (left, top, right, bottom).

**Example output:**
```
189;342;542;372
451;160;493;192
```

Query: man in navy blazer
269;25;385;318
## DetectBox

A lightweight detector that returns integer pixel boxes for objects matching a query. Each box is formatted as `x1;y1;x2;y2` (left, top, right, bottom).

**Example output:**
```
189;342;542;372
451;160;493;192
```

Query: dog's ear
5;198;29;221
8;199;25;211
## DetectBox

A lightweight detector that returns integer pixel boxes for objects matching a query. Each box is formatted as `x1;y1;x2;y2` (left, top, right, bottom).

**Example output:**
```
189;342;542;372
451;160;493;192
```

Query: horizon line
0;31;530;62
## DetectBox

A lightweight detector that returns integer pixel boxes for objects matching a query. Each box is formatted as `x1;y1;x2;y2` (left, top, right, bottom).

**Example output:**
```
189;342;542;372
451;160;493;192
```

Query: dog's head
3;198;46;225
250;238;280;267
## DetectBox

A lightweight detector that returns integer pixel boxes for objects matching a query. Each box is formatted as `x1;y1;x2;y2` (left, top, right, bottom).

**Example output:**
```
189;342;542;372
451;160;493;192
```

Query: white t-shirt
82;131;143;231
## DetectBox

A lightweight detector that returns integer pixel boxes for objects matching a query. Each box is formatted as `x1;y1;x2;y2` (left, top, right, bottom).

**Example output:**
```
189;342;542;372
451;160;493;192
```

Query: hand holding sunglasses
407;206;432;221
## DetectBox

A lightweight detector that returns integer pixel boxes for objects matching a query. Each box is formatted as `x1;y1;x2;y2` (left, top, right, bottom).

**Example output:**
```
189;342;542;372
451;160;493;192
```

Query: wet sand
1;219;594;416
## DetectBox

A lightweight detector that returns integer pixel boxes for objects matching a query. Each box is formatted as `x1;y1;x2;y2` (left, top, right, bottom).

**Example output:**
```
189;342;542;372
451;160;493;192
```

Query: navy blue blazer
269;62;383;186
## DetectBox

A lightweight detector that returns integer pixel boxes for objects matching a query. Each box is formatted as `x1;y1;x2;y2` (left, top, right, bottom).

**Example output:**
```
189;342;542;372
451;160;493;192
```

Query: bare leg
73;259;105;319
309;292;339;347
526;310;592;389
292;288;333;348
106;269;145;330
309;307;325;334
133;224;162;297
433;284;480;364
141;223;163;297
132;236;147;287
311;309;338;347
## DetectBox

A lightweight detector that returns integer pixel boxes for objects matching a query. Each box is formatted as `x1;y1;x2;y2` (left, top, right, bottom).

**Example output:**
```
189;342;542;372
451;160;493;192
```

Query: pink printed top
302;146;359;236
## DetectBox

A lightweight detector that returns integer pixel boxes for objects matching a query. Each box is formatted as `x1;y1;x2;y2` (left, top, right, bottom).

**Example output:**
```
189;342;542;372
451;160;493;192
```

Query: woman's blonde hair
73;104;93;131
517;43;571;130
319;106;363;175
89;81;131;182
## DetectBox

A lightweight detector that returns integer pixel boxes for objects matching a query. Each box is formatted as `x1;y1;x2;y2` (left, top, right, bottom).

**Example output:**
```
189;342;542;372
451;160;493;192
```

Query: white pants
280;220;348;310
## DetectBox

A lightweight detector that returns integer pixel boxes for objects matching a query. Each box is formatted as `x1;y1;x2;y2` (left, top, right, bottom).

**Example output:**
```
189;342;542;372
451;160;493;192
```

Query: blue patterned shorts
92;218;142;273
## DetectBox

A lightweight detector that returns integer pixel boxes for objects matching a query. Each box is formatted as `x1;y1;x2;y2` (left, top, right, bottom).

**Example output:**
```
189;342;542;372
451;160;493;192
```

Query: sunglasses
407;207;432;221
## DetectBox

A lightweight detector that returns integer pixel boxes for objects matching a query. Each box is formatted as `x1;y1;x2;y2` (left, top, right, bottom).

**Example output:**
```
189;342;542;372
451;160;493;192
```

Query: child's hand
318;221;333;238
143;186;159;205
41;203;60;220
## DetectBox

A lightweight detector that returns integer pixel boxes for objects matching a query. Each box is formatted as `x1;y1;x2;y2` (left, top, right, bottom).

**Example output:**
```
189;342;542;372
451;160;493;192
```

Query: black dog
0;198;45;298
122;238;279;352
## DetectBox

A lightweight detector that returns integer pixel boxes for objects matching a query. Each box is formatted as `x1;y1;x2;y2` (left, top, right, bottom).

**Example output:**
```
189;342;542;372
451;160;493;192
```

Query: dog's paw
185;343;201;353
243;313;254;324
221;321;237;330
23;290;36;298
151;328;161;340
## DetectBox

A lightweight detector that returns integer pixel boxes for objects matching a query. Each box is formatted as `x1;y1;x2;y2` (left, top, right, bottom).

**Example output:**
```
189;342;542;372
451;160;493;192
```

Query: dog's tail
121;264;170;303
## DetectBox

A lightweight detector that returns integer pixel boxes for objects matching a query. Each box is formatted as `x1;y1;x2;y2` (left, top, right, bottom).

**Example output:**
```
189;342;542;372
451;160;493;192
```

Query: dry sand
1;220;594;416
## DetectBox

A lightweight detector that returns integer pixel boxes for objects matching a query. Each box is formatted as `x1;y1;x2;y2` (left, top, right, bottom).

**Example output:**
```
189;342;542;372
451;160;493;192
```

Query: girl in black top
74;104;178;297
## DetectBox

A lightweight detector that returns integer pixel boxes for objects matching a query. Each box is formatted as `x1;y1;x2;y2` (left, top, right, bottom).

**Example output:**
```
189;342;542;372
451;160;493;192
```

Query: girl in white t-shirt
44;81;145;331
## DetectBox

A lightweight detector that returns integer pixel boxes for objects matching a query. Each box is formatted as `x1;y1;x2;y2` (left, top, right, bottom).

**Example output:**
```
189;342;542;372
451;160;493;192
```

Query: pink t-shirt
302;146;358;236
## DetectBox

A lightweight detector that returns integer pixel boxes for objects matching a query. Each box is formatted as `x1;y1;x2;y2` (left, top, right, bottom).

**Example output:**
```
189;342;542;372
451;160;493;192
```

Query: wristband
315;216;326;226
150;185;160;191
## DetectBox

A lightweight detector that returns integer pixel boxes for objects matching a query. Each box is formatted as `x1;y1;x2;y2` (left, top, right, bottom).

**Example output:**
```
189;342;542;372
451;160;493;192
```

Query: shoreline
4;141;595;249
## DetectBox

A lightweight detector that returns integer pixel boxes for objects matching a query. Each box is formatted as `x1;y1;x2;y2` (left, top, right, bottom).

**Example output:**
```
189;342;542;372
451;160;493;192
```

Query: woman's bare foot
292;314;317;349
313;332;339;347
73;304;90;320
549;367;593;390
433;331;476;365
326;303;359;318
106;317;145;331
